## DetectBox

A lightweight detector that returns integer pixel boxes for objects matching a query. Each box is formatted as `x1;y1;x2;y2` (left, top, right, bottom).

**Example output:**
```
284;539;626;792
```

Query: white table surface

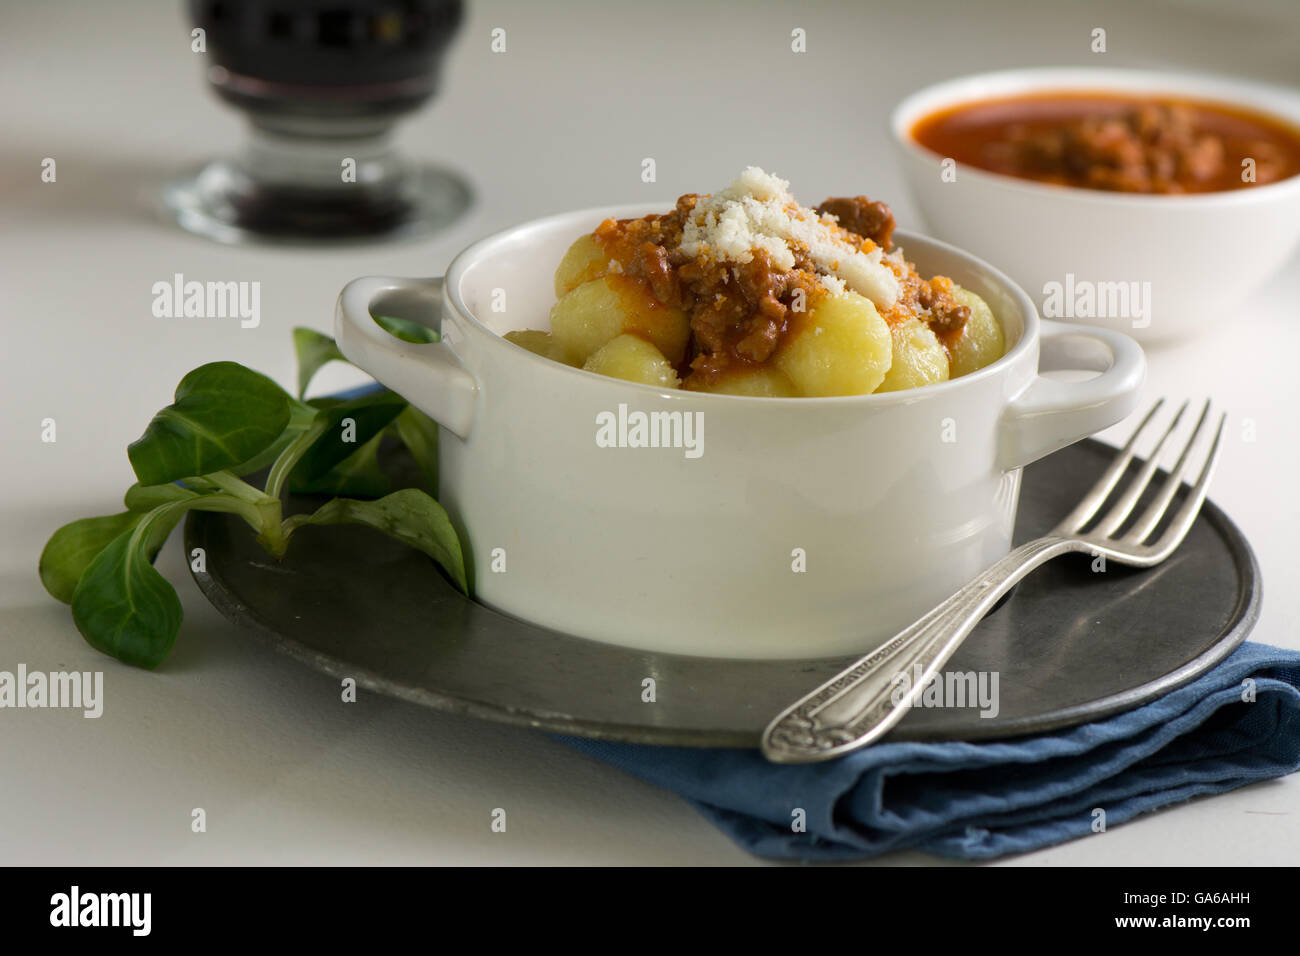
3;0;1298;865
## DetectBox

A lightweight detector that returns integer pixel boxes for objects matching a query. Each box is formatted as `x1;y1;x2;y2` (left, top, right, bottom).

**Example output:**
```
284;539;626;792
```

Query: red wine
191;0;464;120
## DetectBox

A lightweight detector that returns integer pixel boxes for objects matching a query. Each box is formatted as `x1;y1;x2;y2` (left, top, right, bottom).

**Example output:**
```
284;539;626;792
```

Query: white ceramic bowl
891;68;1300;342
335;206;1144;659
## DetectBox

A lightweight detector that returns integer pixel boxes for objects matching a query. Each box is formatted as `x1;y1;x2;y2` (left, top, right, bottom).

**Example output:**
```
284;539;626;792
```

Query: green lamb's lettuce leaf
39;512;147;604
372;314;440;345
127;362;292;485
70;517;184;669
42;330;469;671
291;432;391;498
292;327;347;399
287;391;407;492
287;489;466;593
226;398;319;479
393;406;439;496
69;494;264;668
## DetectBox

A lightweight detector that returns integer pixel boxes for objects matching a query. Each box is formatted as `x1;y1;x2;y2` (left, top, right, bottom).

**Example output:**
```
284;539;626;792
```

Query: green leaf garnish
67;499;200;668
288;489;467;593
127;362;292;486
292;432;391;498
393;406;439;496
373;313;440;345
71;523;184;669
287;391;407;491
292;327;347;398
39;512;146;604
70;494;266;668
42;330;470;669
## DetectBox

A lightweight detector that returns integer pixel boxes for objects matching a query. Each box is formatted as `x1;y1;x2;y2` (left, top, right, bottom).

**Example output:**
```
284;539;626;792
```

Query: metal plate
185;439;1260;746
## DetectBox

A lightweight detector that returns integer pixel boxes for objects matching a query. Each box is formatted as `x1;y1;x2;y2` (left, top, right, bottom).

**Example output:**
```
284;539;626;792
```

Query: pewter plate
184;439;1260;746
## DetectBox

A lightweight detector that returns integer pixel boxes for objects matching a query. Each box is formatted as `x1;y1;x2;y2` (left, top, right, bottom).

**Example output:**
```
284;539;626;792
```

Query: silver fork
761;399;1226;765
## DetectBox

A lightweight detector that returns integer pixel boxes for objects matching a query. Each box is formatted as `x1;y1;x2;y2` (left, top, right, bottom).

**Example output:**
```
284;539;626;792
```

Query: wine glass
165;0;471;245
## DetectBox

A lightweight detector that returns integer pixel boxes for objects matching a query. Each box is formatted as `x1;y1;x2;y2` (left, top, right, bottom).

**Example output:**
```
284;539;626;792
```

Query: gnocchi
875;318;950;393
549;275;691;368
946;287;1005;379
504;169;1007;397
583;334;681;388
687;365;798;397
553;234;610;299
775;291;893;397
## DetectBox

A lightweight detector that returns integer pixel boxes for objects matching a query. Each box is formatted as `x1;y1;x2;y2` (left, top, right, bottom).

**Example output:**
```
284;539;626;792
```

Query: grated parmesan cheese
818;274;847;295
676;167;900;309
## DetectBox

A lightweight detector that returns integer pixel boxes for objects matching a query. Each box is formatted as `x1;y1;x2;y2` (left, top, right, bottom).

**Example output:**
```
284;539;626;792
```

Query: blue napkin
561;642;1300;861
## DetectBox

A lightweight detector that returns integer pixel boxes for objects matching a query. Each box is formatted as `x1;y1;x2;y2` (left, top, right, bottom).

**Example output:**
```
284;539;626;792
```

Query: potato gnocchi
548;275;690;368
584;334;681;388
775;292;892;397
946;287;1005;379
504;168;1006;396
876;318;950;393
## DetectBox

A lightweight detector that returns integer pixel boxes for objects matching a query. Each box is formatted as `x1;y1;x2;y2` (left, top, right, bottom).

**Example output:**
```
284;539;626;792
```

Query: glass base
163;158;471;246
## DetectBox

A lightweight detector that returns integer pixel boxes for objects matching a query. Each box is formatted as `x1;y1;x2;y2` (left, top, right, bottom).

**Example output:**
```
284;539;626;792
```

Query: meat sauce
592;194;968;389
911;92;1300;194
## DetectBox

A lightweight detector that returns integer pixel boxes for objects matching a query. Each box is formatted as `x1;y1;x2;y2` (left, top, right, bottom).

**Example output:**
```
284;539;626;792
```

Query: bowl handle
334;276;478;440
999;319;1146;471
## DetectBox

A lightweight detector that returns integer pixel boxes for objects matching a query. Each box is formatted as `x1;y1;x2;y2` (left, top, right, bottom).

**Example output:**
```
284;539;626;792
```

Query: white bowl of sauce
890;68;1300;341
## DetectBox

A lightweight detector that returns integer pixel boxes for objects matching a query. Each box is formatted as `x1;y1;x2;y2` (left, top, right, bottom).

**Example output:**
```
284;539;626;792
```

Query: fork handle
761;535;1081;764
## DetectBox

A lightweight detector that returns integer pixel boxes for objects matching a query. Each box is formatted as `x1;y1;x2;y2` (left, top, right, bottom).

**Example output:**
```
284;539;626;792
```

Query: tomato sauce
911;91;1300;194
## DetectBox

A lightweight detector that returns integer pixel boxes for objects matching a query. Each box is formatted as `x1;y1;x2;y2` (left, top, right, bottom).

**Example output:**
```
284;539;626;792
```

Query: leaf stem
204;471;273;505
133;493;268;561
265;418;329;501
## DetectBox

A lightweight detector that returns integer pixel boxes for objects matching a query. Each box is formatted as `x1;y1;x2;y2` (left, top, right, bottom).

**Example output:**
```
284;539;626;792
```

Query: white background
2;0;1297;864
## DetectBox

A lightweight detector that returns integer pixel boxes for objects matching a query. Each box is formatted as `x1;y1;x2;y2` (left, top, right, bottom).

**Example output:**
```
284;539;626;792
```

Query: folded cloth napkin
561;642;1300;862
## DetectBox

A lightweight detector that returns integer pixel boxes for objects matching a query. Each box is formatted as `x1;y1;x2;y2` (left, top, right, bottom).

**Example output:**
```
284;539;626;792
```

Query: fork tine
1054;398;1166;534
1139;412;1226;562
1122;400;1212;544
1092;400;1190;536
